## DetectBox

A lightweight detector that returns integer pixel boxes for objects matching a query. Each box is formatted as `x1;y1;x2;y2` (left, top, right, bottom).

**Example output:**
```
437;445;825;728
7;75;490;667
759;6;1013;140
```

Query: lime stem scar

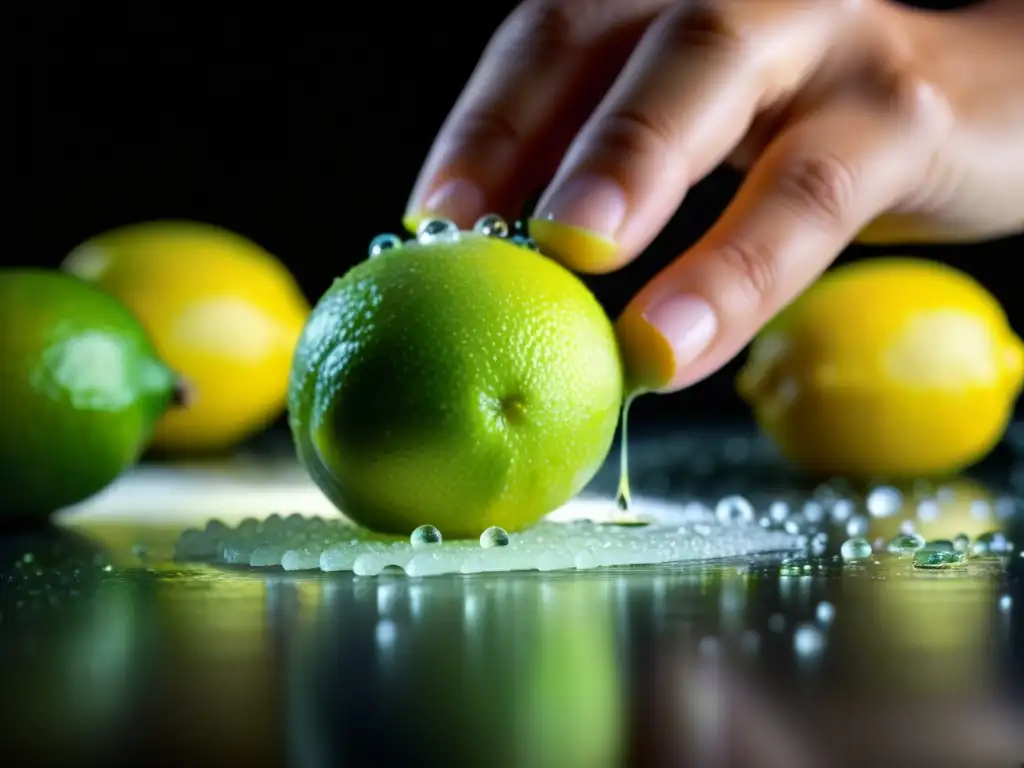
500;395;526;424
171;377;194;408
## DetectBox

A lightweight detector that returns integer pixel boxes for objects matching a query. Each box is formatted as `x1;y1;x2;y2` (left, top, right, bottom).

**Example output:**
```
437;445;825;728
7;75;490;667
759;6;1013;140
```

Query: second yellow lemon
737;258;1024;478
63;221;310;453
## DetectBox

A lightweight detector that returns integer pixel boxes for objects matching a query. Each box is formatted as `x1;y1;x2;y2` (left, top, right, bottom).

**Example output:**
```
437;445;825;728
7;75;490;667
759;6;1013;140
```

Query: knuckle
509;0;595;61
654;0;749;56
774;153;856;226
446;108;524;153
714;239;779;306
881;70;954;131
591;107;679;160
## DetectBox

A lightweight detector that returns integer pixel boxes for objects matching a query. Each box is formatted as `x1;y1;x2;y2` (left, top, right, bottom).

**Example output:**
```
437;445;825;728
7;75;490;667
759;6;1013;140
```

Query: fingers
528;0;855;273
403;0;668;234
617;77;952;394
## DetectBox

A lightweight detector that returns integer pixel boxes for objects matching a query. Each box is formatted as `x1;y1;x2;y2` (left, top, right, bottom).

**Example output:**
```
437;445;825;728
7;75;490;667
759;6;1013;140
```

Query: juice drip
614;395;635;513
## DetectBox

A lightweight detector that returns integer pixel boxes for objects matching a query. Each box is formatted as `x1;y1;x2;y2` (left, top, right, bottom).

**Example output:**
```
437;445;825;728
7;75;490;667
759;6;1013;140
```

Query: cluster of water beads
366;215;538;259
745;475;1022;575
173;498;800;577
171;469;1021;578
831;521;1017;569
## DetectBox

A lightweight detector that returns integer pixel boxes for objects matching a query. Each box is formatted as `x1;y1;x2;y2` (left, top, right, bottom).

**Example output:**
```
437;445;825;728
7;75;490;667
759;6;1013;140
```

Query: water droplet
927;539;957;553
510;234;539;250
969;499;992;520
715;495;755;525
810;532;829;556
845;515;869;538
784;517;805;535
473;214;509;238
887;532;925;555
953;533;971;553
368;233;402;258
971;530;1011;556
999;594;1012;612
794;624;825;658
479;526;509;548
802;501;825;524
21;553;34;564
916;499;940;521
768;501;790;523
416;218;460;244
912;546;965;569
410;525;442;548
840;537;872;562
829;499;854;522
816;601;835;624
131;543;149;558
995;496;1018;519
867;486;902;517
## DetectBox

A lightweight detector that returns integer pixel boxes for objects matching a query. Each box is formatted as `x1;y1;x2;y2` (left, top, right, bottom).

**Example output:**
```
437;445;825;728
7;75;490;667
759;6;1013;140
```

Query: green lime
0;269;178;520
288;232;623;538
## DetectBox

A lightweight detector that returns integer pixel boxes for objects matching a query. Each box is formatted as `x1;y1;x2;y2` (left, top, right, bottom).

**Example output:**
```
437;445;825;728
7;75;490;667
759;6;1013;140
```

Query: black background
11;0;1021;424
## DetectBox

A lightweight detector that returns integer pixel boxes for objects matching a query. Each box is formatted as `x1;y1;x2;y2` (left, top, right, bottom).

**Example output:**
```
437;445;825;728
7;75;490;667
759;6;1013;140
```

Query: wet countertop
1;426;1021;768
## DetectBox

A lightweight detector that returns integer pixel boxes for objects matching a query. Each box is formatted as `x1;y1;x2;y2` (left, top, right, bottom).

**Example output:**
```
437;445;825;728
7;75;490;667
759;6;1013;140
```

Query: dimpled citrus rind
0;269;176;518
288;235;624;538
737;258;1024;478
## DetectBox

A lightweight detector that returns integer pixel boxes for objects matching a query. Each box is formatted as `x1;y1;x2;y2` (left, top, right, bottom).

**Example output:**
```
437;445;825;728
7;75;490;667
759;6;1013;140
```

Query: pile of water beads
769;483;1018;574
368;215;539;259
173;496;801;577
172;478;1020;577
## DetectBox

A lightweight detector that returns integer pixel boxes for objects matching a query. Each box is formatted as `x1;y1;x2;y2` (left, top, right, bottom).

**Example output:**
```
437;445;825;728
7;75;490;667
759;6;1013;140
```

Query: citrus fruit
288;221;623;538
62;220;310;453
0;269;178;520
737;258;1024;478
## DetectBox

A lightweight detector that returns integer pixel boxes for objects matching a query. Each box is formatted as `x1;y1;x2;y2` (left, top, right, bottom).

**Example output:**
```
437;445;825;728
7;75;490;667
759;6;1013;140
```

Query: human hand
404;0;1024;393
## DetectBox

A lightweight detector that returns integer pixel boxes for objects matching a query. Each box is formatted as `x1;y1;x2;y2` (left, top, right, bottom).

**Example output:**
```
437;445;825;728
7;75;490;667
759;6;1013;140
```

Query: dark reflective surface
1;428;1021;768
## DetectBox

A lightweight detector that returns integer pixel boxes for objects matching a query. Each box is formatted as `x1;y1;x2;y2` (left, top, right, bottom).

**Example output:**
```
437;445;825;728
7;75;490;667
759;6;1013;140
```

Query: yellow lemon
737;258;1024;478
289;223;623;537
63;221;310;453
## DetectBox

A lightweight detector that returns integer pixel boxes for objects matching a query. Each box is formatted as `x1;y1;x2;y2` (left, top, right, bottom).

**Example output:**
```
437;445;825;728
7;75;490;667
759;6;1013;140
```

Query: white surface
55;462;340;524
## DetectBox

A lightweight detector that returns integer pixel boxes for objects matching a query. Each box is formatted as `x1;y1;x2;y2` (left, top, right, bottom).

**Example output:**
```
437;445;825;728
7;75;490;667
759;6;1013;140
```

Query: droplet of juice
614;395;635;512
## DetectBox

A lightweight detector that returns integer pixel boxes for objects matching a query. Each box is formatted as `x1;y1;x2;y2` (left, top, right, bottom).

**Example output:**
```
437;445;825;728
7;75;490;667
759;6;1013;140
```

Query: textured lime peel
173;497;800;577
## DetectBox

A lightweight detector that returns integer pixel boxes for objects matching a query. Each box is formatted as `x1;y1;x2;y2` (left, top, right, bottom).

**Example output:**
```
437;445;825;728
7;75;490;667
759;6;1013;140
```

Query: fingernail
641;295;717;380
408;178;486;231
536;174;628;239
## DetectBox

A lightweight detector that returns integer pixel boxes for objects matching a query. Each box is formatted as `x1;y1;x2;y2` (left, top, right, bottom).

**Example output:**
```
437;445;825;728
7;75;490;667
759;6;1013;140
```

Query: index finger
403;0;667;233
